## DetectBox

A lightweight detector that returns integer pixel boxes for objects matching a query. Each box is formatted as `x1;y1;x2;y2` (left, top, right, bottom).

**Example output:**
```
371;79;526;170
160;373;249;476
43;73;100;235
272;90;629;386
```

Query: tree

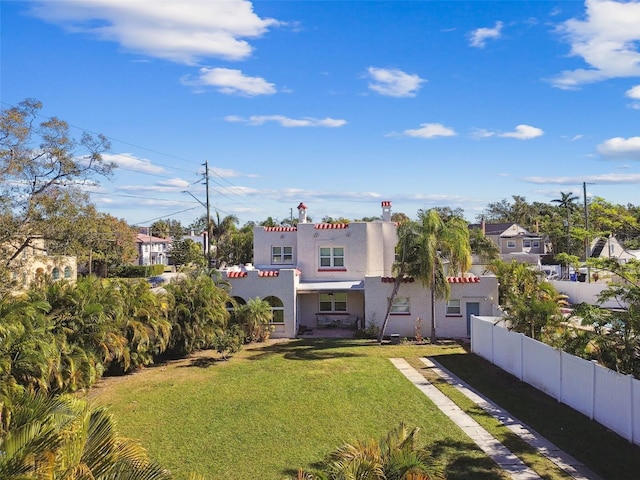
379;210;471;344
170;238;207;267
0;99;113;284
150;219;185;239
552;191;580;258
312;423;442;480
0;389;171;480
235;297;274;342
468;227;500;265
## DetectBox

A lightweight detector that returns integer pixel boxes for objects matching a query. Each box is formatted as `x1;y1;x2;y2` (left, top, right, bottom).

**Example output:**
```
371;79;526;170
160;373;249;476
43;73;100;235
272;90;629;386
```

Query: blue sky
2;0;640;227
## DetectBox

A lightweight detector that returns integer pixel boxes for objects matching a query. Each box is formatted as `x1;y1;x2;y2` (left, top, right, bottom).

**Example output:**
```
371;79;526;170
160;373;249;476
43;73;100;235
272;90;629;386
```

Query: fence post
519;333;524;381
590;360;597;420
630;374;635;444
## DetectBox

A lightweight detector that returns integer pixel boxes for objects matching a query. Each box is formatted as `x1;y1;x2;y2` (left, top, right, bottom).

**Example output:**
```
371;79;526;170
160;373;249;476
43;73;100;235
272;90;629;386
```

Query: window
533;241;540;248
64;266;72;279
523;240;531;248
272;246;293;264
226;296;246;322
52;268;60;280
506;240;516;248
319;293;347;312
390;297;410;314
446;299;461;315
319;247;344;268
264;296;285;324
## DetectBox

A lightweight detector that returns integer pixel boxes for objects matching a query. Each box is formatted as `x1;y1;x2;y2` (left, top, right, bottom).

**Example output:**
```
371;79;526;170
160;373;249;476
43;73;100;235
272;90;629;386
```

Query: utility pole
583;181;591;283
204;160;213;268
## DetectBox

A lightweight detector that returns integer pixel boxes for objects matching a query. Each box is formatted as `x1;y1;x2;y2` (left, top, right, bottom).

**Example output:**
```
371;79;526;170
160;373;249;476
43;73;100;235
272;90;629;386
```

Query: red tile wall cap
315;223;349;229
227;271;248;278
258;270;280;277
446;276;480;283
381;201;392;207
381;276;415;283
263;226;297;232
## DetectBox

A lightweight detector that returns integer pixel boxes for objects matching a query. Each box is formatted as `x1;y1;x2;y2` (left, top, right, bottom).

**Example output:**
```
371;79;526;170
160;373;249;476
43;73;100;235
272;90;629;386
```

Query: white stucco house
221;202;499;340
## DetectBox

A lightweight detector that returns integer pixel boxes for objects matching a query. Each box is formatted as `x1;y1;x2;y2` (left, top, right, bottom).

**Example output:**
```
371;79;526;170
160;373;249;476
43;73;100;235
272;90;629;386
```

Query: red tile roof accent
381;201;392;207
447;276;480;283
381;277;415;283
297;202;307;210
258;270;279;277
315;223;349;229
263;226;297;232
227;271;247;278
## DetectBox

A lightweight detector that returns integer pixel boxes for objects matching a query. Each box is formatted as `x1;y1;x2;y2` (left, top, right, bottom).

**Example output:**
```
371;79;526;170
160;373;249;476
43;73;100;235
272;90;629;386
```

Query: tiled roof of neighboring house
468;222;542;238
315;223;349;229
136;233;171;243
263;226;297;232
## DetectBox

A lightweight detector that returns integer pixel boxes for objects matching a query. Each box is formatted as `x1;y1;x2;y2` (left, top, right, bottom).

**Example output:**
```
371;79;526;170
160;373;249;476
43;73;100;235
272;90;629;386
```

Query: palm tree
212;211;239;267
552;191;580;253
407;210;471;344
318;423;442;480
0;389;170;480
236;297;273;342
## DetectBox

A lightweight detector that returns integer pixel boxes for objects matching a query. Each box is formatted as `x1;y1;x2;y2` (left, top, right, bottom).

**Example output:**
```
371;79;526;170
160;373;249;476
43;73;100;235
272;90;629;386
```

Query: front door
466;302;480;336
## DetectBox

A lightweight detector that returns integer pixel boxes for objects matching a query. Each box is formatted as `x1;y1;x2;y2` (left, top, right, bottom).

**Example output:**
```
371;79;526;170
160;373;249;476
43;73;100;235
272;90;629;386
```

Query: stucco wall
364;276;499;339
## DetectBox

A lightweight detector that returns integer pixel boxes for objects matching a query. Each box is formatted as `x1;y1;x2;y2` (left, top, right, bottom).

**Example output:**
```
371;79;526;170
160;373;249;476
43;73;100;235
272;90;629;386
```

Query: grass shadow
178;356;221;368
429;438;507;480
248;338;368;361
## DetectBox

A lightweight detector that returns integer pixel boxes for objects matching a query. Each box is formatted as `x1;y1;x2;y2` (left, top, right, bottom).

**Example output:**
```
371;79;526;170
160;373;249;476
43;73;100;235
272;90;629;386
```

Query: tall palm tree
552;191;580;253
406;210;471;344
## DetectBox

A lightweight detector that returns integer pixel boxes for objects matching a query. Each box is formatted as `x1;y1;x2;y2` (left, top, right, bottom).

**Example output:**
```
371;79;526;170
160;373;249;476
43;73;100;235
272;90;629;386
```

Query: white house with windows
221;201;498;340
135;233;171;266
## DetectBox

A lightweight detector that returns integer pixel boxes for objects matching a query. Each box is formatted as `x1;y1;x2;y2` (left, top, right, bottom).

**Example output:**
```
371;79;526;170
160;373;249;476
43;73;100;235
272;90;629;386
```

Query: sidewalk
391;357;602;480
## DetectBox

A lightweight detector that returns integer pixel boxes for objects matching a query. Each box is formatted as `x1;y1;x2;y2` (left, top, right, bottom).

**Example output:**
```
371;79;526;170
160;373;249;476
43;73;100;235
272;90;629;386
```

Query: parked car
147;276;166;287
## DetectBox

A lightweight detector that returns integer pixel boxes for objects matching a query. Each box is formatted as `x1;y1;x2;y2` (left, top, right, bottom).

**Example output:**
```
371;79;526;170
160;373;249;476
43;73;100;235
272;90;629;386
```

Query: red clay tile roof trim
227;271;247;278
258;270;279;277
263;226;297;232
381;276;480;283
315;223;349;229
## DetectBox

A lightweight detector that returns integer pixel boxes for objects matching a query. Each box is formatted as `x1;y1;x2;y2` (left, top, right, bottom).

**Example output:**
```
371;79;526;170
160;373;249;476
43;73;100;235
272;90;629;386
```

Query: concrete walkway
420;357;602;480
391;358;541;480
391;358;604;480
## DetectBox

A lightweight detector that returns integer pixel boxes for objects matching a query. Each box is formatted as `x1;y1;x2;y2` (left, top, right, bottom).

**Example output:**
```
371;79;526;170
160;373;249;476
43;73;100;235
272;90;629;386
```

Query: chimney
481;217;486;236
381;201;392;222
297;202;308;224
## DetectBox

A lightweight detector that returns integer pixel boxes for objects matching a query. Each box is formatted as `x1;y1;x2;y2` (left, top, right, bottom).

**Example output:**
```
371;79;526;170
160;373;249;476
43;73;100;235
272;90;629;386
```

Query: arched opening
263;296;284;324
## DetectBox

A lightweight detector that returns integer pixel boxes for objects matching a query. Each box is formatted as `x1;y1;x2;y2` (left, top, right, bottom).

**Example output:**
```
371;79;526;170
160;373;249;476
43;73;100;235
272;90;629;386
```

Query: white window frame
533;241;540;248
319;293;347;312
390;297;410;314
319;247;345;268
506;240;516;249
446;299;461;316
523;240;531;248
271;246;293;265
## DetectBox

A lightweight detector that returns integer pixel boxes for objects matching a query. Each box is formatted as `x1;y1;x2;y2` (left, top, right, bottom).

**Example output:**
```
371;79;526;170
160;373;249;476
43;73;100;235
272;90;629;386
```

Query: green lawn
85;338;640;480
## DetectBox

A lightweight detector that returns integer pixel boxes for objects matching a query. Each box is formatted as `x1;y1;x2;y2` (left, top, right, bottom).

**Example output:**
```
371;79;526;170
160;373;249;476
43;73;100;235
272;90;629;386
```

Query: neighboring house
221;202;498;339
6;236;77;289
135;233;171;266
589;235;638;263
469;221;547;267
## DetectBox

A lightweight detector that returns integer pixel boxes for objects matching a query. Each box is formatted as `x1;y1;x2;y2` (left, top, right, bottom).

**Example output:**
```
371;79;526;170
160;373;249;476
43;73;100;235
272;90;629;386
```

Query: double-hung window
390;297;410;314
506;240;516;249
320;247;344;268
272;246;293;264
446;299;461;315
319;293;347;312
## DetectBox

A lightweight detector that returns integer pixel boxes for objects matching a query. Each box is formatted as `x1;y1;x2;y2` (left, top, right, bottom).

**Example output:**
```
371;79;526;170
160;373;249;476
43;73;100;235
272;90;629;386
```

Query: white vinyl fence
471;315;640;445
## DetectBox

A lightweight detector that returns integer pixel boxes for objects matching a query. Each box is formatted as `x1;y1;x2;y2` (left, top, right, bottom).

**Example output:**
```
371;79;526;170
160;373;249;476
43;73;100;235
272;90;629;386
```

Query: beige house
6;236;77;289
469;221;547;267
221;201;498;339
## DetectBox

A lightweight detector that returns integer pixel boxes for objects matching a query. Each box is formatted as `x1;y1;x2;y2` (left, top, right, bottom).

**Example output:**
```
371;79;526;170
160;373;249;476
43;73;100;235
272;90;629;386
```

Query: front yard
86;339;640;479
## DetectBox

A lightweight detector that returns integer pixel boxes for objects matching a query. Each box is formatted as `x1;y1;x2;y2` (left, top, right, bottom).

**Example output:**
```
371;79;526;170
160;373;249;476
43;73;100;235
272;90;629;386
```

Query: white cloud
470;128;496;139
29;0;279;65
182;68;276;96
525;173;640;184
366;67;425;97
498;124;544;140
157;178;190;188
103;153;166;174
224;114;347;127
469;21;503;48
627;84;640;99
551;0;640;89
597;136;640;159
393;123;457;139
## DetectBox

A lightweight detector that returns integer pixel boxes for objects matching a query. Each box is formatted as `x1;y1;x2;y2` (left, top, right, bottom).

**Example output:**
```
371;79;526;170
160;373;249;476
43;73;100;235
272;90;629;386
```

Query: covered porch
295;280;365;337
